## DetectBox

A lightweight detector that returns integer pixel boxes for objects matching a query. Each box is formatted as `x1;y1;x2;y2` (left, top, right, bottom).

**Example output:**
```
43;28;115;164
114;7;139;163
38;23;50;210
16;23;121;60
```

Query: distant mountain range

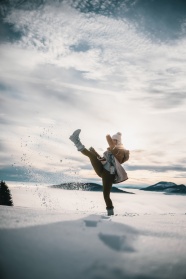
140;181;186;194
51;183;134;194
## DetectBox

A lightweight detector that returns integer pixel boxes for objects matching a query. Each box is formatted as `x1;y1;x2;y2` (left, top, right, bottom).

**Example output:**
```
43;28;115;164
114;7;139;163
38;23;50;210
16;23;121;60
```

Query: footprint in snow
98;233;136;252
84;215;102;227
84;220;99;227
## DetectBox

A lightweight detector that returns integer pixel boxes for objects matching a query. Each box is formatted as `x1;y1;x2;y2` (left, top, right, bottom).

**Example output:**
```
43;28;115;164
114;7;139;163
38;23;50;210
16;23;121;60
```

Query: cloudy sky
0;0;186;187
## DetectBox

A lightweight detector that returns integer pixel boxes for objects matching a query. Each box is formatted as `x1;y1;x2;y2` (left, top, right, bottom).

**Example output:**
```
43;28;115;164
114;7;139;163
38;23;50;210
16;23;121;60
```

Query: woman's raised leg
81;149;103;177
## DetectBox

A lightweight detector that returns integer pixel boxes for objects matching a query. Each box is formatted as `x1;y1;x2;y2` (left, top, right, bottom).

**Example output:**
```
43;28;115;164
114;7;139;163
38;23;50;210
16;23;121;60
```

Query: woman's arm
106;134;115;149
106;134;125;164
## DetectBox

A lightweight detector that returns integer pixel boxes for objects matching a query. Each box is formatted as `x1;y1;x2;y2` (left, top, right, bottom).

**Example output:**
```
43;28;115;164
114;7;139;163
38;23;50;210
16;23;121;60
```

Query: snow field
0;185;186;279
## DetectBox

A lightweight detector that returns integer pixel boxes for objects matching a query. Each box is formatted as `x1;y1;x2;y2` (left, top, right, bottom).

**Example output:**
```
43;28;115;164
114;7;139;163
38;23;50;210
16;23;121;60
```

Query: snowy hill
140;181;186;194
51;182;134;194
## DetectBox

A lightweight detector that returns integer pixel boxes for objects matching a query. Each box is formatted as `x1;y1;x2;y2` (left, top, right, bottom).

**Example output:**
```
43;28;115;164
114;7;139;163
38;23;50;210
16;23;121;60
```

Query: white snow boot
69;129;85;151
107;207;114;216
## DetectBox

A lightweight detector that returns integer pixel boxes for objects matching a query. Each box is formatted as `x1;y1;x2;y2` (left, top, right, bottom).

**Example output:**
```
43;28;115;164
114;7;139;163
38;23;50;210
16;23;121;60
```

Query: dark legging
81;148;115;209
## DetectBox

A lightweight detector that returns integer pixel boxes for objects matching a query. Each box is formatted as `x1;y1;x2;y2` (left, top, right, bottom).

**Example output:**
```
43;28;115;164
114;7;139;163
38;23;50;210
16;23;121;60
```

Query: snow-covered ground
1;184;186;279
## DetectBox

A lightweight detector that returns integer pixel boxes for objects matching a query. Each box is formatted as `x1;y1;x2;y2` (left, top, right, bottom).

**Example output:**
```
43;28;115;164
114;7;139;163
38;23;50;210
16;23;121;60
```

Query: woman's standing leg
102;169;115;209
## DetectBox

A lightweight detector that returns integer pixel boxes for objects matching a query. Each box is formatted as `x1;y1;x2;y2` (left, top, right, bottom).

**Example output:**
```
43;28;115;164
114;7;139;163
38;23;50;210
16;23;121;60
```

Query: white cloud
3;2;186;109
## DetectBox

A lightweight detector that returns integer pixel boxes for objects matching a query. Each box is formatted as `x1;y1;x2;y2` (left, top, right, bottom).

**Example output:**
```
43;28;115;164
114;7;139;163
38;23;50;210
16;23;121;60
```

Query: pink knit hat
112;132;122;145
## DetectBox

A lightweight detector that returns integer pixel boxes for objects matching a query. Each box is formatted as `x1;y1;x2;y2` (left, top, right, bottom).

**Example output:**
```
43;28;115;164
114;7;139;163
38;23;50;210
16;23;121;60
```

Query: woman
69;129;129;216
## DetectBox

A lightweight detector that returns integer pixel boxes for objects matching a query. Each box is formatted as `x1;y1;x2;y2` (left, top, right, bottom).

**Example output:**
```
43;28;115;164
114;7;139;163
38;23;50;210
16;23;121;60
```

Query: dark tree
0;180;13;206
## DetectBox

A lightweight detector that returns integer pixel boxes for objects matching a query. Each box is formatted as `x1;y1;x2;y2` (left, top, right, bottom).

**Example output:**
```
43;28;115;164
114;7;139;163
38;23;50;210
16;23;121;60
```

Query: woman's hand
106;134;115;149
